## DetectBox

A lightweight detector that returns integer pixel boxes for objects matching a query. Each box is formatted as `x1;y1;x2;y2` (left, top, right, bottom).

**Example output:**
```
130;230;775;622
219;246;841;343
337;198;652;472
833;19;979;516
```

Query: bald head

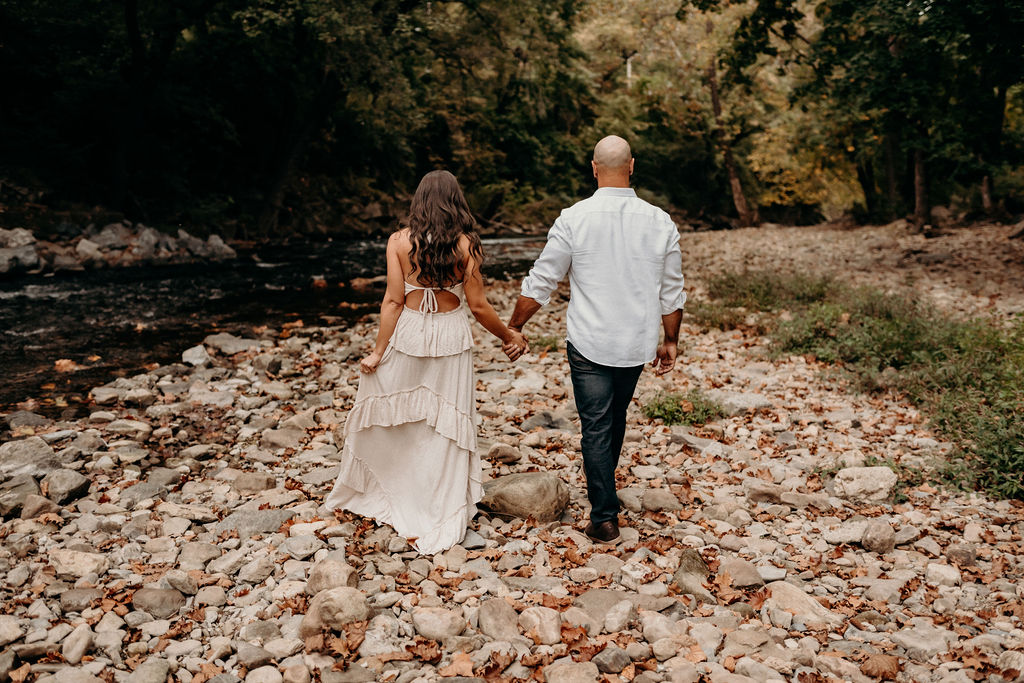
593;135;632;169
591;135;634;188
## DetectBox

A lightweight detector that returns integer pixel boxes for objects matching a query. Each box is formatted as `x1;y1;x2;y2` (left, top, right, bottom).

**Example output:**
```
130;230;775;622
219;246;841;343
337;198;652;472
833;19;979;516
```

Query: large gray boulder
479;472;569;523
0;437;60;478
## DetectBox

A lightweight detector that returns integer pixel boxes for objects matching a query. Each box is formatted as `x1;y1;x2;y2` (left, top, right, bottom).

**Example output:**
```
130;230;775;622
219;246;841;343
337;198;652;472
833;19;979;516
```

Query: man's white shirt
520;187;686;367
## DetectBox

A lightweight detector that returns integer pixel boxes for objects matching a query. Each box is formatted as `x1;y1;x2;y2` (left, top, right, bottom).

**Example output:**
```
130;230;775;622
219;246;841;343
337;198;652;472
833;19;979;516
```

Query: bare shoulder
388;228;411;252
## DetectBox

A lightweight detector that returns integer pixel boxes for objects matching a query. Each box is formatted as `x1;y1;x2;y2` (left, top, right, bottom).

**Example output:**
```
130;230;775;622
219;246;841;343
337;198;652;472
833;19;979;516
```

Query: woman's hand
360;350;384;374
503;330;529;361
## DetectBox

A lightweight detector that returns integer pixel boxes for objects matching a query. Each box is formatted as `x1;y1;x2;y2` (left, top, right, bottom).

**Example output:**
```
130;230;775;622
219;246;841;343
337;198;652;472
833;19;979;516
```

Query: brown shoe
584;520;620;544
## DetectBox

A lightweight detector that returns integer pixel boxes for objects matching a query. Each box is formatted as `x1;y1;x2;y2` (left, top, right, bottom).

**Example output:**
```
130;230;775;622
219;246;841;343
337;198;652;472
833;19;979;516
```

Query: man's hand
653;341;677;376
503;329;529;361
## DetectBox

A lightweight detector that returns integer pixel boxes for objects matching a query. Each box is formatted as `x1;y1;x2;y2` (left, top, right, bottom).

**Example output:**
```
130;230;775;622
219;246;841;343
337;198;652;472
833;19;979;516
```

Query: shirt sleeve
660;226;686;314
520;217;572;306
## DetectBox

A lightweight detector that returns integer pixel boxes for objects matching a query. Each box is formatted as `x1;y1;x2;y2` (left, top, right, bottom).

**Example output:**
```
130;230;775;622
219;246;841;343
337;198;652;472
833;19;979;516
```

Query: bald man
507;135;686;543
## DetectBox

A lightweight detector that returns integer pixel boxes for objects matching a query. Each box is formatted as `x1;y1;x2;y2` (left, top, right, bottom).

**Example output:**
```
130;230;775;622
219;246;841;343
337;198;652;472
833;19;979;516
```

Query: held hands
360;350;384;374
653;341;677;376
503;329;529;362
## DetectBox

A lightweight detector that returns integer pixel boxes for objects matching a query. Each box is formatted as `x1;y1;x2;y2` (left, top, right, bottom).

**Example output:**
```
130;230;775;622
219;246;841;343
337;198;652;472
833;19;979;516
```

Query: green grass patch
703;269;1024;499
529;334;561;352
642;390;726;426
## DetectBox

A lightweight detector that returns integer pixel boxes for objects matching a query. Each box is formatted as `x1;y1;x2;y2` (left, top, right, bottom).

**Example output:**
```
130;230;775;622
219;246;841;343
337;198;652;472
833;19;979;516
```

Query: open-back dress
324;281;481;554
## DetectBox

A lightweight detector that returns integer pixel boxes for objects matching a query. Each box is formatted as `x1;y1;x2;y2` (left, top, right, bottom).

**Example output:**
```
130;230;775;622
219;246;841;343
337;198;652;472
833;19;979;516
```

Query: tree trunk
705;21;755;227
856;162;877;219
981;174;994;212
883;133;900;219
913;148;928;228
257;71;341;236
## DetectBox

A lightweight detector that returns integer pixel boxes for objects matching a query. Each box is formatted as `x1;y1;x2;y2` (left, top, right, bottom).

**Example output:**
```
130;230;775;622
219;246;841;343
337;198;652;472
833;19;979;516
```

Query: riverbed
1;237;545;416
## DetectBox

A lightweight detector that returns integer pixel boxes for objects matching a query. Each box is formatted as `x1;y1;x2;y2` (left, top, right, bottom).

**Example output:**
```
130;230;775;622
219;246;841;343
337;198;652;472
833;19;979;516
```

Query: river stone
50;549;109;579
671;549;715;604
106;419;152;440
487;443;522;464
41;468;90;504
706;390;772;416
891;620;957;661
279;535;325;560
162;569;198;595
411;607;466;641
593;646;631;674
0;616;26;647
233;472;277;494
642;487;682;512
133;588;185;619
246;666;283;683
178;542;221;570
128;658;172;683
306;559;358;595
477;598;520;641
236;642;275;668
519;606;561;645
182;345;211;367
0;437;60;478
0;474;41;517
215;508;296;536
121;481;168;508
544;659;600;683
61;588;103;613
62;623;93;664
19;491;59;518
521;411;577;432
204;332;260;355
299;588;369;638
5;410;50;429
719;556;764;588
764;581;843;630
832;466;898;503
861;520;896;554
479;472;569;522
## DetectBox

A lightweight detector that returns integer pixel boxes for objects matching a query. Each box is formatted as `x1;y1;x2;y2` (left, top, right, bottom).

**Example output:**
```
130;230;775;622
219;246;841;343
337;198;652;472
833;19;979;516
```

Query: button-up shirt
520;187;686;367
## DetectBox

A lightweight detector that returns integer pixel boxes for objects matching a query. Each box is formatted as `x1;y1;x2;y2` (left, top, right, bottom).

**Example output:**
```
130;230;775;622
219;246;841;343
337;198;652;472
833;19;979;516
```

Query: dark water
0;237;543;417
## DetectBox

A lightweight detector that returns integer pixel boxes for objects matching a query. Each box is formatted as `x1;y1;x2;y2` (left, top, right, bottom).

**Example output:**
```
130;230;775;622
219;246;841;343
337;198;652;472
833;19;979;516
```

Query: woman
325;170;528;555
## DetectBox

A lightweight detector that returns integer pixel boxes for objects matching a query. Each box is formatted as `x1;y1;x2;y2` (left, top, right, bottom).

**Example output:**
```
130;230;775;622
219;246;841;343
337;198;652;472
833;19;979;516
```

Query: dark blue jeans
567;341;644;525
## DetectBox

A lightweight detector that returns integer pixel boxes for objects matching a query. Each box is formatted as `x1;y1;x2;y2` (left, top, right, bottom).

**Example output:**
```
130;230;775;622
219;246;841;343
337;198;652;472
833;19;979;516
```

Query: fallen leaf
9;664;30;683
439;652;474;677
860;653;901;680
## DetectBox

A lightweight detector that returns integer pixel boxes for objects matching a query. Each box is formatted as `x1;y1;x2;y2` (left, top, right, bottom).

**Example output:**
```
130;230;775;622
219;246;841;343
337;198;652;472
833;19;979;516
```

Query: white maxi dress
325;281;481;554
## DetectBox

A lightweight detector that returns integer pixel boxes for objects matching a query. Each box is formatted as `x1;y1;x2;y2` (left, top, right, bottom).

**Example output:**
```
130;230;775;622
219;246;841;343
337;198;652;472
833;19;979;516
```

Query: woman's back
394;228;468;313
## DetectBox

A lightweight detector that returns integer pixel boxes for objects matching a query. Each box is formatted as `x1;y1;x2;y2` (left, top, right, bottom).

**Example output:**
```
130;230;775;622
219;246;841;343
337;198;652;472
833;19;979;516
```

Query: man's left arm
654;228;686;375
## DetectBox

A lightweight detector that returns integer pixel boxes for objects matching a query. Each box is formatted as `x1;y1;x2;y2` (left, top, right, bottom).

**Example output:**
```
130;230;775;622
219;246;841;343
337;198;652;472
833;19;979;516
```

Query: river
0;237;544;417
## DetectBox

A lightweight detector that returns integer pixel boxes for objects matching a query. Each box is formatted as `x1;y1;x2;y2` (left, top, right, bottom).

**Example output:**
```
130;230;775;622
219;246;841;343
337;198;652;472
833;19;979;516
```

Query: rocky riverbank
1;223;1023;683
0;223;236;276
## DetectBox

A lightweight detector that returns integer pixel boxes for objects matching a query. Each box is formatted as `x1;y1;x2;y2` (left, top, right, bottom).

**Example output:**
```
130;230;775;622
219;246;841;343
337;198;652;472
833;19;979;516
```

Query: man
505;135;686;544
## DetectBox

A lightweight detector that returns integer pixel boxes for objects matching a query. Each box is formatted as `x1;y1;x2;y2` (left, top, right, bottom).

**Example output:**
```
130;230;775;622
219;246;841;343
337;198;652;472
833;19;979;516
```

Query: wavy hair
404;170;483;287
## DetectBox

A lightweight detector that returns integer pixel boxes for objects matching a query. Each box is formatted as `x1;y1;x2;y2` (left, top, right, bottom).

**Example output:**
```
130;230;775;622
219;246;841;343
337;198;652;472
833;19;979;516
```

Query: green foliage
529;335;561;353
707;270;832;310
706;269;1024;498
642;390;726;426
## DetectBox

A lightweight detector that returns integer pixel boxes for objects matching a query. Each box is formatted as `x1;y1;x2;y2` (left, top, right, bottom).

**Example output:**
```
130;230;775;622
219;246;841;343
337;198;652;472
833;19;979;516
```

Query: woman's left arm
361;232;406;373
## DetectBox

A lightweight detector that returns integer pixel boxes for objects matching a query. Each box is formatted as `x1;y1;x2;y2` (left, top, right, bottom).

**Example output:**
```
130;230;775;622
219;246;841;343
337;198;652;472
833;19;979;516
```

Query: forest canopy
1;0;1022;236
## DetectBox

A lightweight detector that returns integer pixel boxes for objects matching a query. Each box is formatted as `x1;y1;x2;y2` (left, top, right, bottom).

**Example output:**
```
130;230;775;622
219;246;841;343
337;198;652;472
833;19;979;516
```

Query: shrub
642;390;725;426
704;269;1024;498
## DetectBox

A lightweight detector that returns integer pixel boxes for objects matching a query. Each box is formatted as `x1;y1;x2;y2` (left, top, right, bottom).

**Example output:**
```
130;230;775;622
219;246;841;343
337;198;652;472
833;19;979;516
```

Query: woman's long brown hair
404;170;483;287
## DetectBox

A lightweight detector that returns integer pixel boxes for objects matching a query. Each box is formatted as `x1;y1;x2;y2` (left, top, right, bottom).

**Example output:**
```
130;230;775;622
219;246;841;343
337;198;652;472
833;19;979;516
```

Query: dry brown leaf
860;653;902;680
9;664;30;683
407;637;442;664
439;652;474;677
561;624;588;648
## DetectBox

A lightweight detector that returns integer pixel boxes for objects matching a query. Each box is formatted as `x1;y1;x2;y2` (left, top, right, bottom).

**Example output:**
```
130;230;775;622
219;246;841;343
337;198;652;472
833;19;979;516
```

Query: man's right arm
511;218;572;331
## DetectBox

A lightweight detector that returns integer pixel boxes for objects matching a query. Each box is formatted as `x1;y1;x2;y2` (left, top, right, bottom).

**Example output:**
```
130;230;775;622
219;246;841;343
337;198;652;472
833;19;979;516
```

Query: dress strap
418;287;439;314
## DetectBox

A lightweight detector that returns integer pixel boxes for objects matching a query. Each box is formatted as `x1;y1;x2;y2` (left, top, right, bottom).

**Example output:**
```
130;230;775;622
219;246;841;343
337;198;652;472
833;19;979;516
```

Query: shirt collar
593;187;637;198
